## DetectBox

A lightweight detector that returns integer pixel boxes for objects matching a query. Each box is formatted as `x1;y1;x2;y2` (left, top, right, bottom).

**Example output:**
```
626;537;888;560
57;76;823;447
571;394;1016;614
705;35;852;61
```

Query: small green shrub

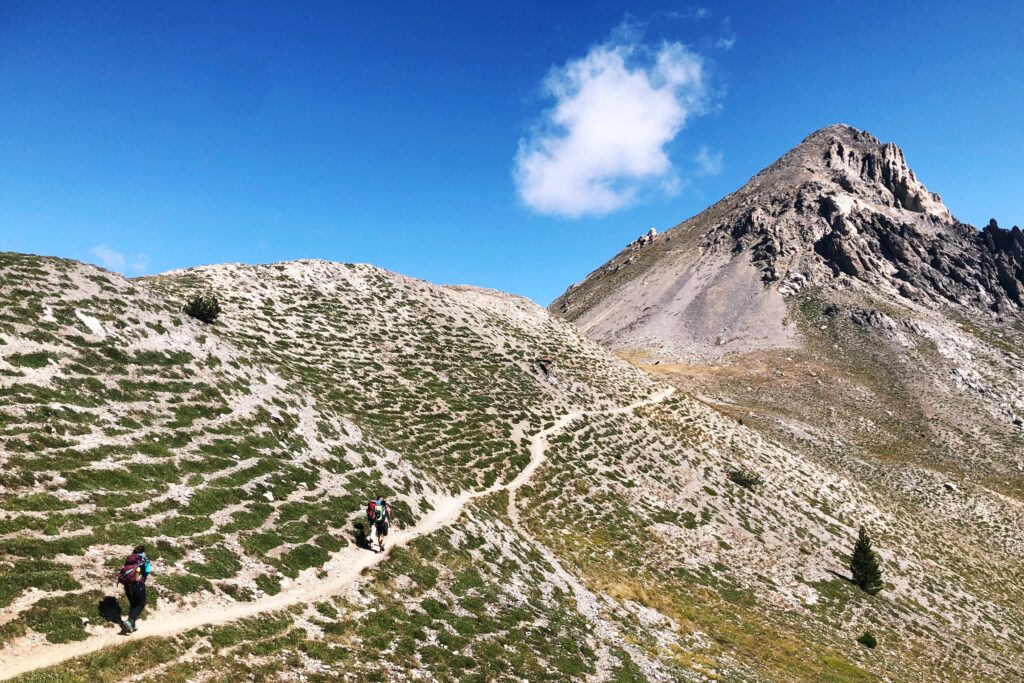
316;602;338;619
183;295;221;324
241;531;283;556
255;573;281;595
850;526;883;595
209;614;290;649
857;631;877;648
7;352;52;369
278;543;329;575
186;545;241;580
727;469;763;490
153;540;185;563
4;492;76;512
220;584;256;602
159;573;213;596
154;514;213;537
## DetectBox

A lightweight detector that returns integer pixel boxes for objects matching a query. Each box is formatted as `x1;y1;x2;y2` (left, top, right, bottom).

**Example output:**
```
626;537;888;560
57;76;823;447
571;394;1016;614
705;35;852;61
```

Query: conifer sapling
850;525;883;595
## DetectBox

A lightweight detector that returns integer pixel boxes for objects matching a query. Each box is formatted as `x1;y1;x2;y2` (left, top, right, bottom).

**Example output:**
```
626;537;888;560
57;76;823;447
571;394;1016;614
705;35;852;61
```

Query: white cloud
715;18;736;49
91;245;125;270
658;7;709;20
694;146;723;176
514;33;710;218
91;245;149;275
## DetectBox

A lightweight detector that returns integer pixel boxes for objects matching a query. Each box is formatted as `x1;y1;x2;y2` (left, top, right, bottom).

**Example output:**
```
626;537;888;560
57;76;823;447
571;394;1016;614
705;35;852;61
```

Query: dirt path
507;388;676;683
0;389;673;681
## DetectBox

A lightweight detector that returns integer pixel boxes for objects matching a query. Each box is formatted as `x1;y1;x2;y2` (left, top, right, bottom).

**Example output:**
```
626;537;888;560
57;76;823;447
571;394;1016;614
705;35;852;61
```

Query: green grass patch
185;546;241;580
7;352;53;369
21;590;104;644
158;573;213;597
0;559;81;608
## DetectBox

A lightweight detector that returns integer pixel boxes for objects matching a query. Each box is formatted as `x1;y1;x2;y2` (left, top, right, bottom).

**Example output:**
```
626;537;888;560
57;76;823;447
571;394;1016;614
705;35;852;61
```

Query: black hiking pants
124;583;146;623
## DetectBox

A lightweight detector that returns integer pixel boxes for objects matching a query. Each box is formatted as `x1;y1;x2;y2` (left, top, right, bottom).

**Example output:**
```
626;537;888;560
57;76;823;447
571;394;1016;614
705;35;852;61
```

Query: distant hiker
366;497;393;553
116;544;151;635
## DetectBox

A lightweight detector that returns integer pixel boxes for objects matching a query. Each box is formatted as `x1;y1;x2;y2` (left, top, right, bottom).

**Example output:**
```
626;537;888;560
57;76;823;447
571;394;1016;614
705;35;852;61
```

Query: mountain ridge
552;124;1023;363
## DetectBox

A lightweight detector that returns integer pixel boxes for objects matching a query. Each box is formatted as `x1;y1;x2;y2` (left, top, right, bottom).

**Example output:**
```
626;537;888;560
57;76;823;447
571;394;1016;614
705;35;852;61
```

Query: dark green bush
183;295;221;324
0;559;81;609
22;590;103;643
7;352;52;369
727;468;762;490
255;573;281;595
857;631;878;648
279;543;329;575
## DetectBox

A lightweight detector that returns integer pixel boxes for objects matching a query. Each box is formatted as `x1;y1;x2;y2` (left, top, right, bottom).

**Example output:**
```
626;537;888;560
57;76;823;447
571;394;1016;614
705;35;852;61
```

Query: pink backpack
117;556;145;586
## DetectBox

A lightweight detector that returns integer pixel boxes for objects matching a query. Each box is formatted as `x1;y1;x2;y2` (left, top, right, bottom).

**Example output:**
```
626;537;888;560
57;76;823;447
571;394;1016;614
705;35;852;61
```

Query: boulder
850;307;896;332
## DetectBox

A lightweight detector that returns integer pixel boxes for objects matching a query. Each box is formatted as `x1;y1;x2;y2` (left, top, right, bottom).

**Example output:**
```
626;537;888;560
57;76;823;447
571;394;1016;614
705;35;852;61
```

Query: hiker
116;544;151;635
366;496;394;552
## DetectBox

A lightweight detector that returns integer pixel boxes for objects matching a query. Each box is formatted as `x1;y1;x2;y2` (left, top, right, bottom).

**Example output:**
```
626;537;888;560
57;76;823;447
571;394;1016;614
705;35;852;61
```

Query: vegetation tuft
857;631;878;648
183;295;221;324
727;468;763;490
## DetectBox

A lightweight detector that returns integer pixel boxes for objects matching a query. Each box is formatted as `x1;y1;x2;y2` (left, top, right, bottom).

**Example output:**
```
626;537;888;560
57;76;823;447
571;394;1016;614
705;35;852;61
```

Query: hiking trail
0;388;673;681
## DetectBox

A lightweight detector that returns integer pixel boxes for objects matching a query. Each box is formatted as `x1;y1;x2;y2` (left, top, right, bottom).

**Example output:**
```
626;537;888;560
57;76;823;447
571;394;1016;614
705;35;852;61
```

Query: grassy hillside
2;253;1022;681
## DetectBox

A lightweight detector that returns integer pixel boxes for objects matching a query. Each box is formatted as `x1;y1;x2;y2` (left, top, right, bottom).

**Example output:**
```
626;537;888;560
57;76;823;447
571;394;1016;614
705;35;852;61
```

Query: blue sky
1;1;1021;304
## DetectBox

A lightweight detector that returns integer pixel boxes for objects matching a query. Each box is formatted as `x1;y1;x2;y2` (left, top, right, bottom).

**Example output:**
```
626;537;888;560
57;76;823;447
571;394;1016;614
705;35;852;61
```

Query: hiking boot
127;619;137;632
120;621;132;635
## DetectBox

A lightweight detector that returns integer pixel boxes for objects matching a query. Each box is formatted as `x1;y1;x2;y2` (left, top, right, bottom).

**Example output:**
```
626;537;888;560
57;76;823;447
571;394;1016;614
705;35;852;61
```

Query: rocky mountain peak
692;124;1022;311
754;123;953;221
552;125;1024;362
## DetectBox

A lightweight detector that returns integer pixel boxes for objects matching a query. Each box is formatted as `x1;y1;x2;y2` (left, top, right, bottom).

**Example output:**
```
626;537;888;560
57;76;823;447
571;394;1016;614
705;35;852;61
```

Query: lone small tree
727;468;762;490
856;631;878;649
850;526;883;595
184;294;221;324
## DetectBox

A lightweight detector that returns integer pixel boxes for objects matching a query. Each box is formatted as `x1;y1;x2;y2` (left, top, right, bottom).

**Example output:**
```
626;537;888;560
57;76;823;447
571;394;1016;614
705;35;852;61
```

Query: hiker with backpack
116;544;151;635
365;497;394;553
